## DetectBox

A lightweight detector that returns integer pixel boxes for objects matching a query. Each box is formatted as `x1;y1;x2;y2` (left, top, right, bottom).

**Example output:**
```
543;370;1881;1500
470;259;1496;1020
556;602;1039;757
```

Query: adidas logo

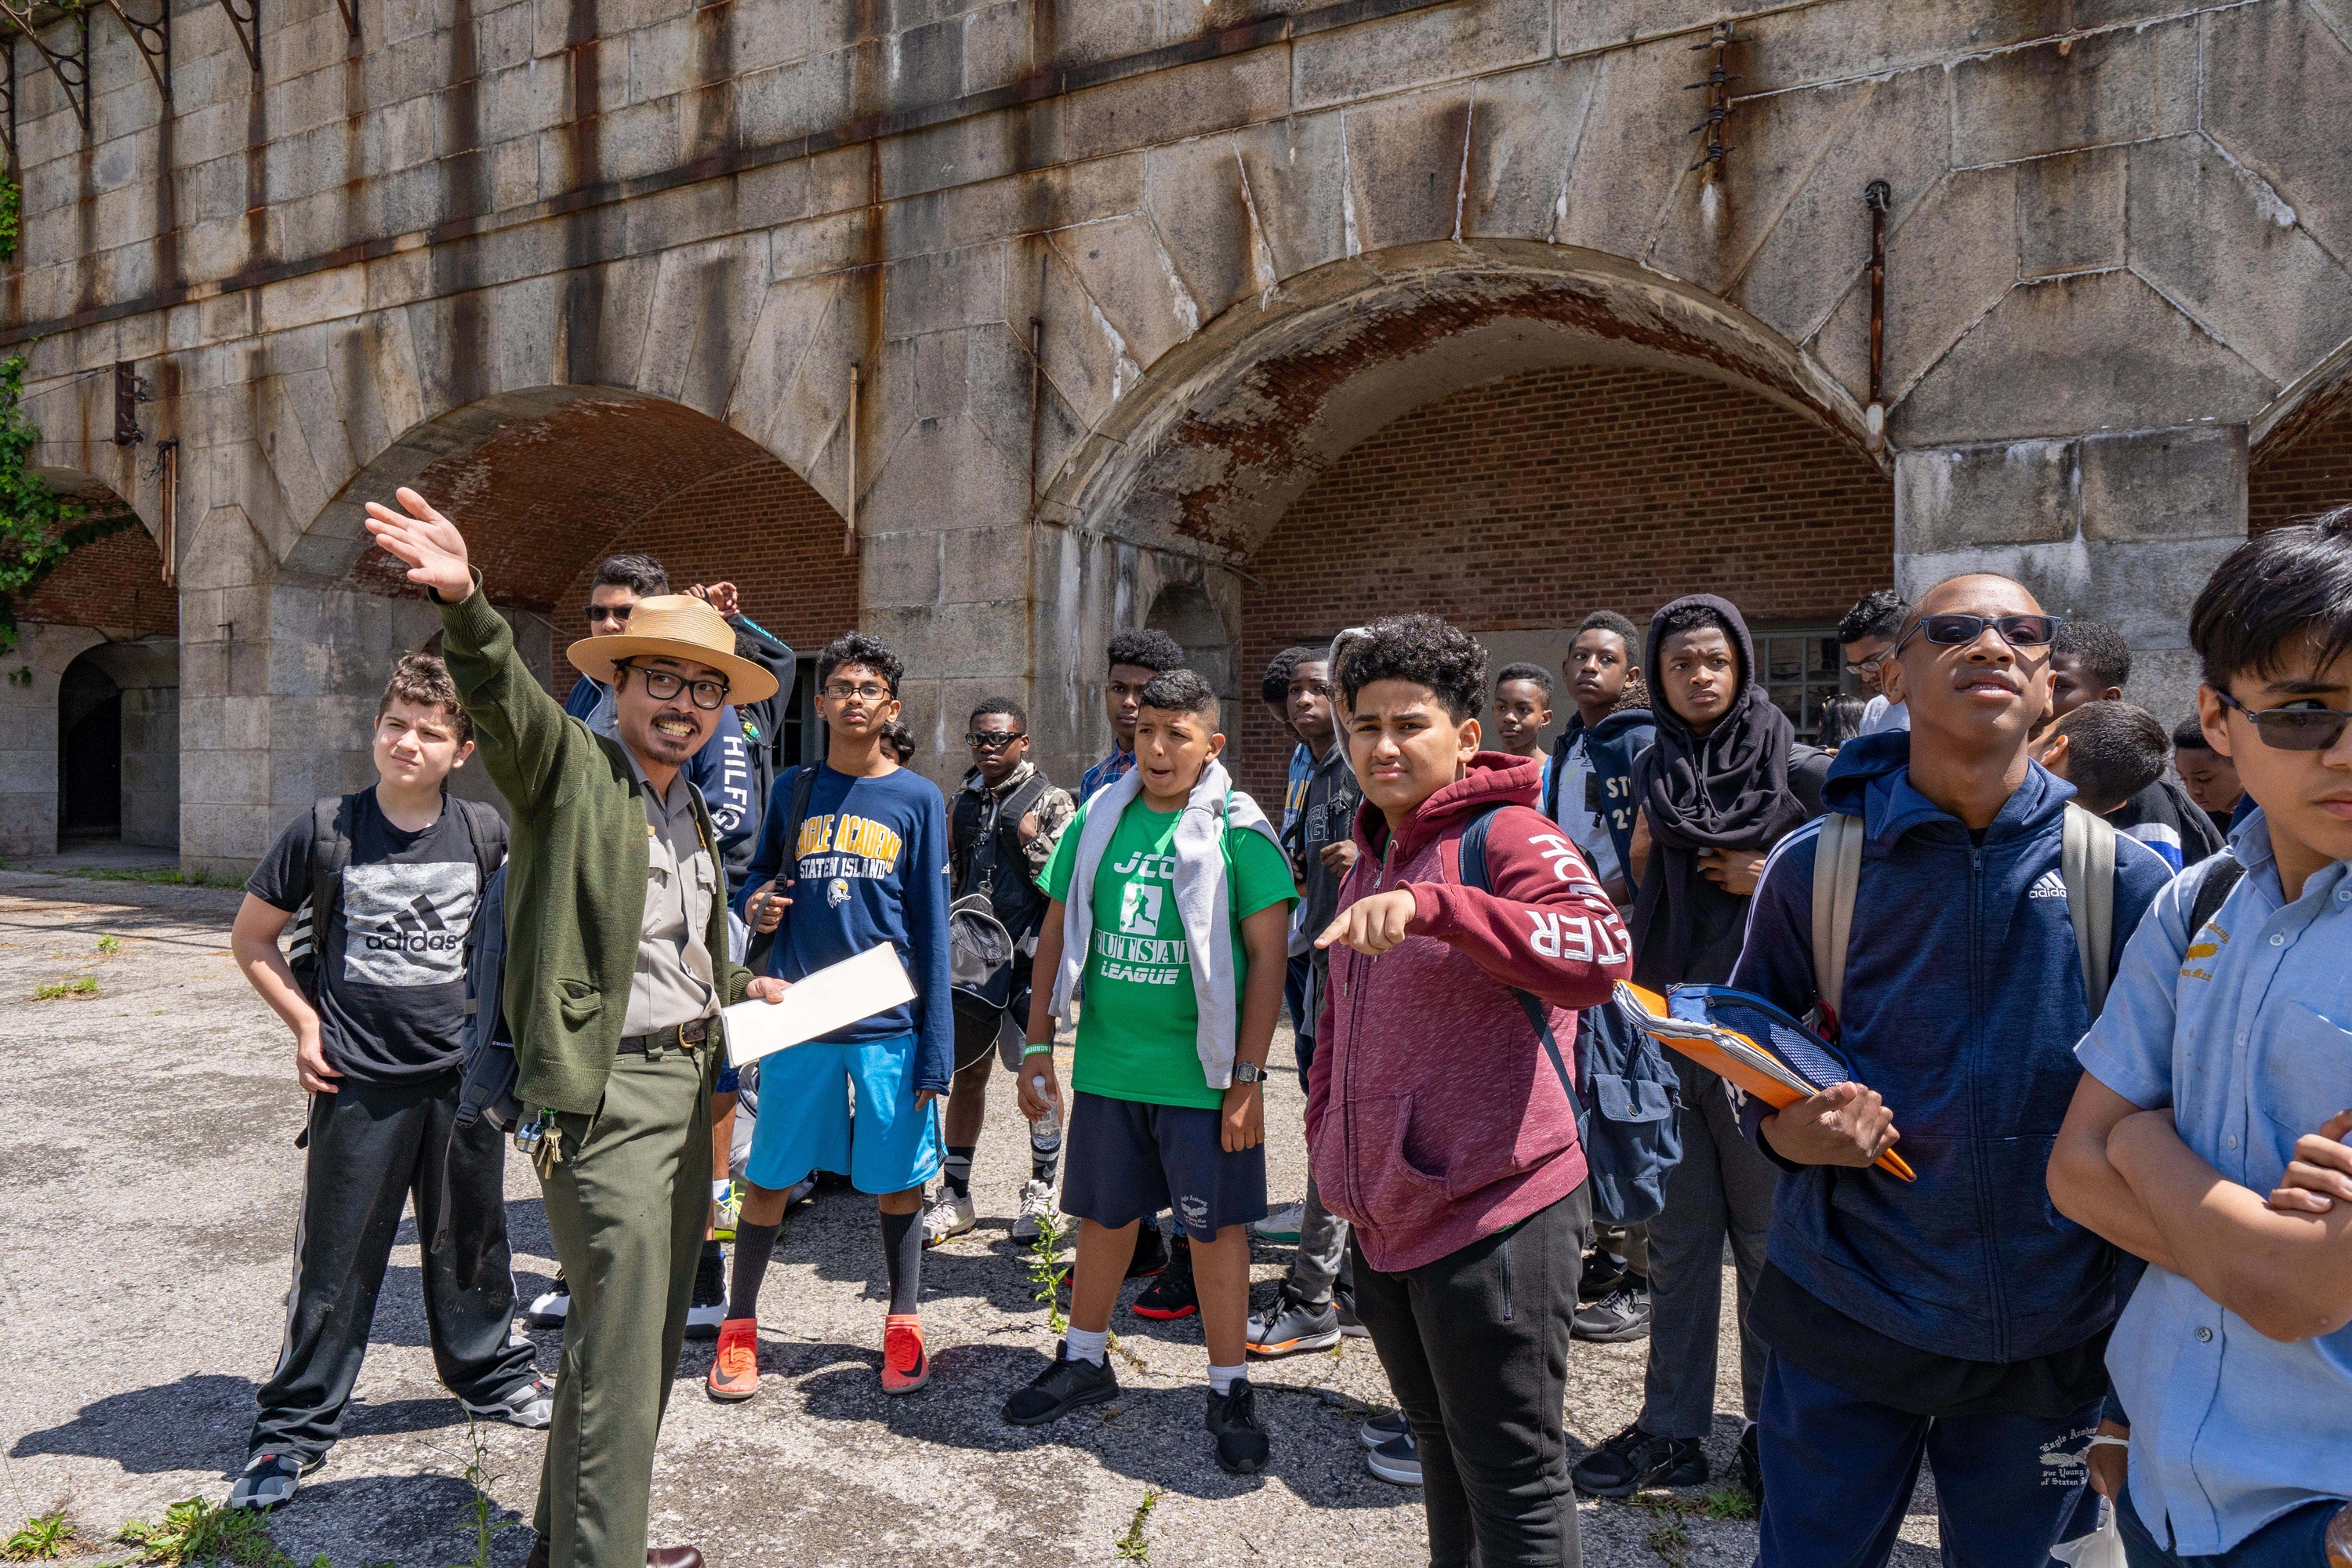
2027;870;2067;900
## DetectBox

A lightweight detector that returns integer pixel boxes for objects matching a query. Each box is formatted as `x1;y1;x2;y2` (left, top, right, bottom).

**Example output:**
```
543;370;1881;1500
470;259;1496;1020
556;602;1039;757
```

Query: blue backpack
1458;805;1681;1225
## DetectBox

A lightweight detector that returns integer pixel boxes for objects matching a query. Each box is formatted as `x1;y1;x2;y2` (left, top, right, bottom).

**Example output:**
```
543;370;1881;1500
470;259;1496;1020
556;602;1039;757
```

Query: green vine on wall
0;350;133;656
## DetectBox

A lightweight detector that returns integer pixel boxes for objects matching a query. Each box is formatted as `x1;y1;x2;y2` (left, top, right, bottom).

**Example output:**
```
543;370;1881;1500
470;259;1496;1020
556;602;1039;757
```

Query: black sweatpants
249;1072;538;1464
1352;1186;1591;1568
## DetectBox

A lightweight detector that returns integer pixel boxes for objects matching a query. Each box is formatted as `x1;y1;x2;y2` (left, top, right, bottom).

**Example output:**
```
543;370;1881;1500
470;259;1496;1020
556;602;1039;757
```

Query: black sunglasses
1894;613;2060;654
584;603;633;625
966;731;1026;750
2213;688;2352;751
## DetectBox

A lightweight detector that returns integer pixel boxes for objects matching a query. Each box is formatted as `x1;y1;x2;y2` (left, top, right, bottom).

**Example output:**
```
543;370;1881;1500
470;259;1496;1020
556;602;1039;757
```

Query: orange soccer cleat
706;1317;760;1403
880;1314;930;1395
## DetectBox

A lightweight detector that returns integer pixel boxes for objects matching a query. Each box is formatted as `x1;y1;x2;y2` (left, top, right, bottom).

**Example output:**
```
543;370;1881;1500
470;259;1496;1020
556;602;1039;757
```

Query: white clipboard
722;943;916;1067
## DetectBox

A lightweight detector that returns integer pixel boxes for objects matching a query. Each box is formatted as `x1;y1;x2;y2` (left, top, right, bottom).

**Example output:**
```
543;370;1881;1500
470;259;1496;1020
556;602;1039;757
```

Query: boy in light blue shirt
2052;509;2352;1566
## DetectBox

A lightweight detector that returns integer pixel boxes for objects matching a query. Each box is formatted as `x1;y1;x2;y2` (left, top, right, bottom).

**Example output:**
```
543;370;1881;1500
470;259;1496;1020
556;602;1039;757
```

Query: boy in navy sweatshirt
710;632;955;1401
1727;574;2172;1566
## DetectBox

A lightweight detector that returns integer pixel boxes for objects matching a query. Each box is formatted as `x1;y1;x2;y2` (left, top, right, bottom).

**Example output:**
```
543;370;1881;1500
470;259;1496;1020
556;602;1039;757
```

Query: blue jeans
1755;1355;2102;1568
2117;1485;2341;1567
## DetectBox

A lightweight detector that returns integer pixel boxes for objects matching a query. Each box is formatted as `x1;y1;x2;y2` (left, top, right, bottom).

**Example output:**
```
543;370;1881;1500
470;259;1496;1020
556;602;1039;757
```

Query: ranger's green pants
534;1038;713;1568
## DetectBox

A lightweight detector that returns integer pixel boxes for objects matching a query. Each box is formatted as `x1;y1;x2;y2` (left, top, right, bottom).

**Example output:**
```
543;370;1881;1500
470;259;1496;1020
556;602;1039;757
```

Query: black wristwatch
1232;1061;1267;1084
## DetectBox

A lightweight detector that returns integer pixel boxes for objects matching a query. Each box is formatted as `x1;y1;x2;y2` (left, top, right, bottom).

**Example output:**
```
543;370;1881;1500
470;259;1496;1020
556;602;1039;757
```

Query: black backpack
284;792;506;1003
1458;804;1682;1225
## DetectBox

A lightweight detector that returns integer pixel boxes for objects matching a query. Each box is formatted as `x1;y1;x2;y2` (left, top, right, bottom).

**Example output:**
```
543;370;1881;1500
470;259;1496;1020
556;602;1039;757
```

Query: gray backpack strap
1811;812;1864;1018
2063;803;2117;1018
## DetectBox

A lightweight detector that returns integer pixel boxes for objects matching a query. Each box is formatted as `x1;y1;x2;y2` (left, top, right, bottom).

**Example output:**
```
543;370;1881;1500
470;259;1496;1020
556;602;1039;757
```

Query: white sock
1065;1327;1109;1366
1208;1362;1243;1396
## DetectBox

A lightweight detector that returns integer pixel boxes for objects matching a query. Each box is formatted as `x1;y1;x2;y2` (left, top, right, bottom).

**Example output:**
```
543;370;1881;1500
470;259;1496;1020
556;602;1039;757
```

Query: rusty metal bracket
1683;21;1737;177
0;43;16;167
100;0;169;100
13;8;91;133
331;0;358;42
1864;178;1892;451
218;0;259;73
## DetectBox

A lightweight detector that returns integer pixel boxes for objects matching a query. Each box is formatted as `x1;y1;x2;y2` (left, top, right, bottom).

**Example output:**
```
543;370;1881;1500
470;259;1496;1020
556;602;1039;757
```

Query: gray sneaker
227;1451;311;1512
1245;1295;1342;1357
463;1376;555;1430
1367;1430;1421;1486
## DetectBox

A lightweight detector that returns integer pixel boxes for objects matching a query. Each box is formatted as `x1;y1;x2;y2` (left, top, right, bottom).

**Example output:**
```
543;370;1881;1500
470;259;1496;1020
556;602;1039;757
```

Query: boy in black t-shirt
226;654;545;1512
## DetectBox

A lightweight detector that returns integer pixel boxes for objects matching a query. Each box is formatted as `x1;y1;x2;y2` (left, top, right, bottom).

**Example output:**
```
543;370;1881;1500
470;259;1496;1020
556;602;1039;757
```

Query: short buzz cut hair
2190;505;2352;693
379;651;472;746
816;631;903;695
1575;610;1641;654
1138;667;1218;721
2054;618;2133;690
1334;613;1489;722
1107;628;1185;676
970;695;1026;728
591;553;668;597
2049;700;2168;815
2172;714;2216;753
1839;588;1908;647
1495;661;1554;697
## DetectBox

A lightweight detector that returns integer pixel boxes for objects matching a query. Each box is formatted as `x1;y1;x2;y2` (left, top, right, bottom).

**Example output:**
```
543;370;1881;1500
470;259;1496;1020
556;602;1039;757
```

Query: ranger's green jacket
439;578;751;1114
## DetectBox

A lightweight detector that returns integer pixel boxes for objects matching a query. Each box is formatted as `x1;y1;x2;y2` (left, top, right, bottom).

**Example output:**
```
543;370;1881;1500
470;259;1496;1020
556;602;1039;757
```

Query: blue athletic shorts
1062;1091;1267;1241
742;1033;942;1196
713;1062;742;1094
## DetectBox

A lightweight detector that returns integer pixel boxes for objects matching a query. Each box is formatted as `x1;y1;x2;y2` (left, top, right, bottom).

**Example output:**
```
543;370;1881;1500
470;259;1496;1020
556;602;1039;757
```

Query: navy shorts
1062;1091;1267;1242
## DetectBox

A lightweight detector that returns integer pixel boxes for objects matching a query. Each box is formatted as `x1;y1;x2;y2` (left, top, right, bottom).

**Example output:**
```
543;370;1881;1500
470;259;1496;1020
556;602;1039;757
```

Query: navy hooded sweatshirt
1728;729;2173;1364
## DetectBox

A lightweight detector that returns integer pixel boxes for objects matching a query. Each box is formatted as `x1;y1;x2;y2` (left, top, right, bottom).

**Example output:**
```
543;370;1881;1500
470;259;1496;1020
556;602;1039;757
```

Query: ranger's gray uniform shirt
625;757;719;1036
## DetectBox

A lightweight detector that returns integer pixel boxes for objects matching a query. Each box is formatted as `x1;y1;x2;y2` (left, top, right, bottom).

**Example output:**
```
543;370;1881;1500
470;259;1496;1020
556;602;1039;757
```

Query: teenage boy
2170;713;2249;835
1263;642;1316;1176
1247;645;1364;1357
1840;589;1910;736
1542;611;1652;909
927;698;1076;1245
2050;513;2352;1566
2033;699;2172;827
1310;612;1633;1562
1002;669;1294;1475
1576;594;1828;1501
714;633;955;1402
530;554;758;1338
1726;576;2172;1567
227;654;546;1512
365;492;788;1568
2049;619;2227;869
1490;662;1555;760
1080;629;1187;802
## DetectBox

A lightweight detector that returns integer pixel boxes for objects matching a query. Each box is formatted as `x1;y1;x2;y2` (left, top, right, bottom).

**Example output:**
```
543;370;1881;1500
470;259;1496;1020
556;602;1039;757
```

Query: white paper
723;943;916;1067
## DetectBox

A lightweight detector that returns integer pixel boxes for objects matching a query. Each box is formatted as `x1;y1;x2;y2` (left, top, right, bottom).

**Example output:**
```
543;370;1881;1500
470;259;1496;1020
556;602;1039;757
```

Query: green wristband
1022;1042;1054;1058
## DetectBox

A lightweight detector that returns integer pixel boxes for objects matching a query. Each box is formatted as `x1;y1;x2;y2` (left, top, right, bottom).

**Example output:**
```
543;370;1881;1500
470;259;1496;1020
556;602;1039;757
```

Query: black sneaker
1570;1423;1707;1497
1578;1247;1631;1302
523;1275;569;1328
1204;1377;1270;1475
1334;1288;1370;1338
1002;1341;1120;1427
685;1249;725;1341
1570;1281;1652;1344
1125;1225;1169;1280
1737;1420;1763;1502
1131;1234;1196;1319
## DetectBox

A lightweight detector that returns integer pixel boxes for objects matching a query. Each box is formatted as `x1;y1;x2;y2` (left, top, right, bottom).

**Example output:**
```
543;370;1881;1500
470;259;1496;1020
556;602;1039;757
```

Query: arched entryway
58;650;122;844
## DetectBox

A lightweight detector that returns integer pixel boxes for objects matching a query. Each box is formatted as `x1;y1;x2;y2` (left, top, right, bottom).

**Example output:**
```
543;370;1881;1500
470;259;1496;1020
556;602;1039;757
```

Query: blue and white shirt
1080;746;1136;803
2075;807;2352;1555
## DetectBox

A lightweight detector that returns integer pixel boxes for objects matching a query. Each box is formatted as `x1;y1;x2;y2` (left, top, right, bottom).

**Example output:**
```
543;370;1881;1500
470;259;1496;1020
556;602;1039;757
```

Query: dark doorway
60;653;122;841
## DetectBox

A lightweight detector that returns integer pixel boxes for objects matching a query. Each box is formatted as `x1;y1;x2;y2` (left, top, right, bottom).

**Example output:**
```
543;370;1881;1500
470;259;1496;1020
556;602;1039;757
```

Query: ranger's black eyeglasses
966;731;1026;750
2212;688;2352;751
1895;613;2060;654
618;662;728;710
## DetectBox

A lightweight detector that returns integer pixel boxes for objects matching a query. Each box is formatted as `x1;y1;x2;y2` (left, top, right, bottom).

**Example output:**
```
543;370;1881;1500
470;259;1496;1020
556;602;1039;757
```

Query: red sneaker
881;1314;929;1395
706;1318;760;1402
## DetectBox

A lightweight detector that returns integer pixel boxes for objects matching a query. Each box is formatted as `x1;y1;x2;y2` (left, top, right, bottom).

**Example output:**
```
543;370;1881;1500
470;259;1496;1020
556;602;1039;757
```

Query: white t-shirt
1857;695;1910;735
1548;734;1621;888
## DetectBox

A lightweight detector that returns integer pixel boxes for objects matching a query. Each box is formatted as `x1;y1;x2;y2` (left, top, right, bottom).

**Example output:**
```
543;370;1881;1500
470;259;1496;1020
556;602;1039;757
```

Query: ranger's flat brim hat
564;594;779;705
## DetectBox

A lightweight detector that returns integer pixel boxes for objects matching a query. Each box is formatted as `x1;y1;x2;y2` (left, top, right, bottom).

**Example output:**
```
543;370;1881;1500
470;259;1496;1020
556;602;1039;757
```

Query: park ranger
365;487;788;1568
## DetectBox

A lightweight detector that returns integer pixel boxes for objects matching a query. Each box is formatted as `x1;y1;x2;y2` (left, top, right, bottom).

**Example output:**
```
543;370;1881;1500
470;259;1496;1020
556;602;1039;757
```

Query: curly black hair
2053;618;2132;690
1261;646;1303;710
816;631;903;695
1107;629;1185;676
1334;614;1488;721
880;719;918;764
969;695;1027;728
1138;667;1218;721
1495;661;1554;697
1838;588;1907;647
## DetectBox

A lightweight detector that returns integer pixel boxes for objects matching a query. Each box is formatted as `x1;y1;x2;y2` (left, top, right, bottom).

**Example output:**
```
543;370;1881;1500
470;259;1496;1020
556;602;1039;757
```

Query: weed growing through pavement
447;1418;520;1568
1700;1484;1758;1521
114;1496;297;1566
62;866;223;887
96;934;122;954
31;976;96;1000
1629;1486;1755;1565
2;1508;71;1561
1113;1490;1161;1563
1025;1208;1072;1334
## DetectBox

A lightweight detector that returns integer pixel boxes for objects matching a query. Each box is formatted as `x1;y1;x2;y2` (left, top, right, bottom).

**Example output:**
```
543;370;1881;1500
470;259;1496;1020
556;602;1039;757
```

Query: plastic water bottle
1029;1075;1062;1163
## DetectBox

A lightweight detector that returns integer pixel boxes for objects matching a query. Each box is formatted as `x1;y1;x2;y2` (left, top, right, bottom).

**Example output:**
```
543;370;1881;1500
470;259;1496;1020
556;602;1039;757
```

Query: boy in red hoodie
1312;614;1635;1566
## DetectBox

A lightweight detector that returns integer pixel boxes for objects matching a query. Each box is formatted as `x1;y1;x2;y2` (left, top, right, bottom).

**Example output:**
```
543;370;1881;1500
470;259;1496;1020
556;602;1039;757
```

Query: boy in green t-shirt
1001;669;1296;1475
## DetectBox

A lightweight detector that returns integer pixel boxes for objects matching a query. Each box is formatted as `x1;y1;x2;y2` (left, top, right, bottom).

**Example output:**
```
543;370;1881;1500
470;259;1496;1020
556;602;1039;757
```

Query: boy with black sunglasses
1728;576;2172;1566
2051;510;2352;1566
925;698;1076;1246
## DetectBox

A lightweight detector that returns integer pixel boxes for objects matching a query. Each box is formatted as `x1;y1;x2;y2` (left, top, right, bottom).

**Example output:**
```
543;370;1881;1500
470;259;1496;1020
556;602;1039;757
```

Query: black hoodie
1629;594;1828;985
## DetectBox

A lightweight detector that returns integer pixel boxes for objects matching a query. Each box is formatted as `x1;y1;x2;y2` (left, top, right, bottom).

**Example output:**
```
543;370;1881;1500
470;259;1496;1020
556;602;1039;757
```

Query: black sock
943;1145;975;1201
1029;1116;1062;1183
881;1207;923;1316
728;1221;780;1322
700;1237;723;1262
